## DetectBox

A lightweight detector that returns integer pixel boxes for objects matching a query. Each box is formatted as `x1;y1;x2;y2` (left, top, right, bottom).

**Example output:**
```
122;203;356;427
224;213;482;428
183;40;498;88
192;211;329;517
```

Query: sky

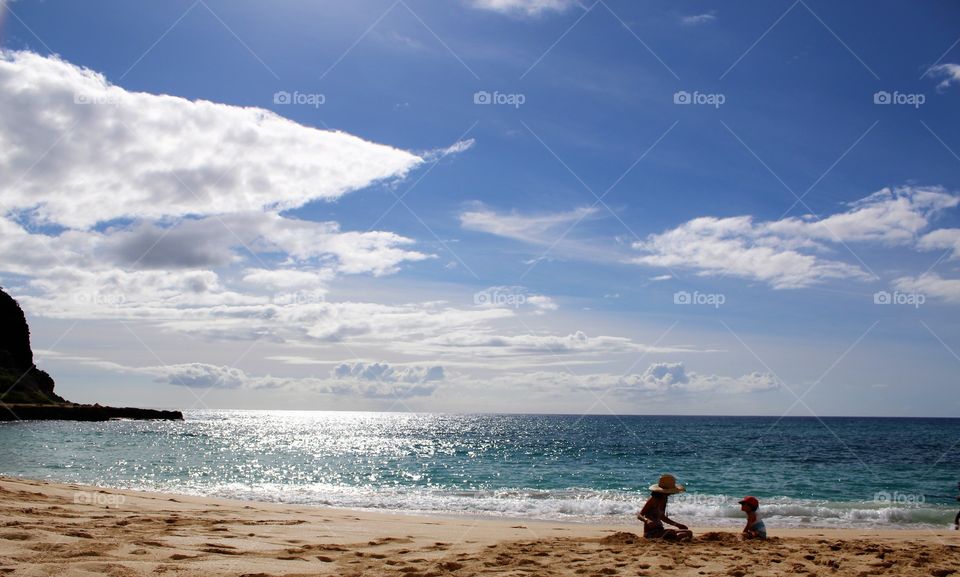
0;0;959;416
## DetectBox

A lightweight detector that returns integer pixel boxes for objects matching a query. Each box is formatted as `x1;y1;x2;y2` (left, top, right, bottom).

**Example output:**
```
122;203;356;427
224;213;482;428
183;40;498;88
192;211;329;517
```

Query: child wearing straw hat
637;474;693;541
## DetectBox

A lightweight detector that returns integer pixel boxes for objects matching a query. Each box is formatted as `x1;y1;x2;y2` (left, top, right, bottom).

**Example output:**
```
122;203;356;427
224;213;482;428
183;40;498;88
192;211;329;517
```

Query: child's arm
637;500;655;523
743;511;756;533
661;514;687;530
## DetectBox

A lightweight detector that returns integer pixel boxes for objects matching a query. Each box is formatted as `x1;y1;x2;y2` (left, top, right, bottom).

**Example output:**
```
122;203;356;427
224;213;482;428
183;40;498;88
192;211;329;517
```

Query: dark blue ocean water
1;411;958;528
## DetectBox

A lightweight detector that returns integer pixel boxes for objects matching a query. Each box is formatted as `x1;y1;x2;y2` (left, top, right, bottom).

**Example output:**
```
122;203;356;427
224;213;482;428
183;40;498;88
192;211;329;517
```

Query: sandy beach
1;477;958;577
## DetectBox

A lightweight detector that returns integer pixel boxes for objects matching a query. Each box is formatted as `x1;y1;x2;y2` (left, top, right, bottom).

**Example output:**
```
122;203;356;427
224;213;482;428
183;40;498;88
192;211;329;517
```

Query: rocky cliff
0;287;64;404
0;287;181;420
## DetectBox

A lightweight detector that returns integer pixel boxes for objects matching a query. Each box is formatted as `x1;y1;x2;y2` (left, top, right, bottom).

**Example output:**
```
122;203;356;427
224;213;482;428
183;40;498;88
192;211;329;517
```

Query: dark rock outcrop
0;287;182;420
0;288;64;404
0;404;183;422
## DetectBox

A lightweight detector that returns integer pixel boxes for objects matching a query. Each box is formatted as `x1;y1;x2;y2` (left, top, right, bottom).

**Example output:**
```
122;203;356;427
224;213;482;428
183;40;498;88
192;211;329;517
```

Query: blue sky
1;0;959;416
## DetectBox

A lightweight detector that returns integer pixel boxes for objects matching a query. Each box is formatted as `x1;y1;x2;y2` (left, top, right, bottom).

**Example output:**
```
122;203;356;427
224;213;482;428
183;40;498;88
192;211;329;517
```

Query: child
954;482;959;530
739;496;766;540
637;474;693;541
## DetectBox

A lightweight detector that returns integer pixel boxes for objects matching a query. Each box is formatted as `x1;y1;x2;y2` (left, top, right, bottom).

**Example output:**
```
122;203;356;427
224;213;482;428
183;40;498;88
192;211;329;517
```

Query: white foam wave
138;482;956;529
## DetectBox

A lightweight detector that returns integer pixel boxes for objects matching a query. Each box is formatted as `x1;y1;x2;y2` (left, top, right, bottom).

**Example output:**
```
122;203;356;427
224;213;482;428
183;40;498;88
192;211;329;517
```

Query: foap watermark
873;90;925;108
873;491;925;506
72;292;126;307
474;288;527;308
273;90;326;108
674;290;725;308
74;491;126;507
473;90;525;108
873;290;925;308
671;492;730;508
673;90;725;108
272;290;326;306
74;92;122;107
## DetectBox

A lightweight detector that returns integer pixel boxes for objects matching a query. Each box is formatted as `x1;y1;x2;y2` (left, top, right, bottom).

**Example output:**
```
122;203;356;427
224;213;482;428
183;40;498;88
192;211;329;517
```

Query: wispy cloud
680;12;716;26
469;0;579;16
421;138;476;162
460;204;600;244
927;63;960;91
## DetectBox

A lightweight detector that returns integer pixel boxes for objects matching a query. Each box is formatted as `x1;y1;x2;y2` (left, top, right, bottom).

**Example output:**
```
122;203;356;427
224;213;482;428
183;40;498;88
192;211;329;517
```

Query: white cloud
633;186;958;289
469;0;577;16
0;50;422;229
0;51;438;328
460;205;599;244
1;213;432;282
618;362;777;395
487;363;778;396
123;360;443;398
680;13;716;25
421;138;476;162
147;363;250;389
918;228;960;260
241;268;334;291
927;63;960;91
473;285;558;313
332;361;444;384
893;273;960;304
633;214;870;289
418;330;695;357
766;187;957;245
526;294;559;312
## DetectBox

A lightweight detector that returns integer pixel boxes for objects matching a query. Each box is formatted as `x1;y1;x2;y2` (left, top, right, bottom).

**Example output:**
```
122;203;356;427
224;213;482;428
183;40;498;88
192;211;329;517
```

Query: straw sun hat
649;474;686;494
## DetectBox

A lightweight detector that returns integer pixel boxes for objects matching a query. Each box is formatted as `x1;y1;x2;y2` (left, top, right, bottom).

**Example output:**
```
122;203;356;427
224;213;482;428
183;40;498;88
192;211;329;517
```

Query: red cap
738;496;759;508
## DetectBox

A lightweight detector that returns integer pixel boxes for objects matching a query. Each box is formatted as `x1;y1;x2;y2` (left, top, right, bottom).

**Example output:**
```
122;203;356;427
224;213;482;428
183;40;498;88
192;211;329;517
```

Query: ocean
2;411;958;529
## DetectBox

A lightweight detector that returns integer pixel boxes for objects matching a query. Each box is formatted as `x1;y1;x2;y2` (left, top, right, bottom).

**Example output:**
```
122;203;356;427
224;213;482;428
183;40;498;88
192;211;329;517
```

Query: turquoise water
1;411;958;528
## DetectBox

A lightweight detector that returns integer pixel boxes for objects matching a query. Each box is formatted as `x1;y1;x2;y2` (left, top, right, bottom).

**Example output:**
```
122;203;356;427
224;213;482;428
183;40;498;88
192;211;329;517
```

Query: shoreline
2;476;959;576
2;473;953;531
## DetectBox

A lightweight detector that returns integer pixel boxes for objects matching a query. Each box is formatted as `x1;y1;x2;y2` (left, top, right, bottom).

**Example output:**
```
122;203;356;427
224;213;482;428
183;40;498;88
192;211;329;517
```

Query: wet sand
1;476;958;577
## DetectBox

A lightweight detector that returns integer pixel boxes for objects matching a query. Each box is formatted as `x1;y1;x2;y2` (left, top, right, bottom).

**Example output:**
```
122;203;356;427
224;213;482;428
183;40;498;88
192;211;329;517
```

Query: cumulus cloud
469;0;578;16
0;51;464;347
147;363;250;389
918;228;960;260
106;359;444;398
633;186;958;289
927;63;960;91
2;213;432;283
241;268;334;291
103;220;238;270
767;187;957;245
0;50;422;229
618;362;778;395
893;273;960;304
332;361;444;384
525;294;558;313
